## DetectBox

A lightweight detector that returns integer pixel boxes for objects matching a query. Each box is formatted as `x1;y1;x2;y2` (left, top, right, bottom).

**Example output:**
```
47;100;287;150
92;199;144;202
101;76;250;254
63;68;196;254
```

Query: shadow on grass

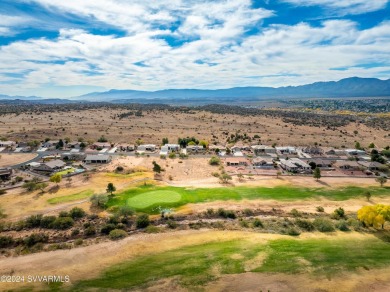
48;185;60;194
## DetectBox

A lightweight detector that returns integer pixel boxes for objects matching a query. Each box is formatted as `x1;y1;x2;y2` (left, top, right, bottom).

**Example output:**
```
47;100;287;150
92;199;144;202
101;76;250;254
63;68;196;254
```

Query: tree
357;205;390;229
368;142;375;148
237;173;244;182
152;161;162;173
36;182;48;193
106;183;116;195
98;136;108;142
219;173;232;184
90;194;109;209
162;137;169;145
376;176;387;187
209;156;221;166
355;141;361;150
50;173;62;185
313;167;321;181
56;139;64;149
276;171;282;179
364;191;372;201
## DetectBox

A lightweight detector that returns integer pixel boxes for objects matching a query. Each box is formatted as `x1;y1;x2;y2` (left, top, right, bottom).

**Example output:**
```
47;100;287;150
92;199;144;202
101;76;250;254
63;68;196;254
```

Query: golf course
107;184;390;213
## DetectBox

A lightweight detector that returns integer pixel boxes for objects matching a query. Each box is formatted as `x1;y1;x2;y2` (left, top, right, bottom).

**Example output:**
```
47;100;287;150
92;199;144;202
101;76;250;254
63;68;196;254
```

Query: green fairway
108;184;390;213
74;235;390;290
47;190;94;204
127;190;181;208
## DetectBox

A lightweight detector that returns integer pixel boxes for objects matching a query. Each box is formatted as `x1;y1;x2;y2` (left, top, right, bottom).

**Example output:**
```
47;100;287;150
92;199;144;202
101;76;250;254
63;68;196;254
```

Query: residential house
209;145;227;152
357;161;385;171
164;144;181;152
251;145;276;155
306;159;333;168
43;140;59;149
117;144;135;152
345;149;366;156
252;157;274;169
231;143;251;152
0;168;12;180
289;158;312;172
276;146;297;155
32;159;66;174
225;157;249;167
91;142;111;150
137;144;156;152
61;152;86;161
84;154;112;164
0;141;16;150
186;145;205;153
302;146;323;155
334;160;361;170
279;159;299;172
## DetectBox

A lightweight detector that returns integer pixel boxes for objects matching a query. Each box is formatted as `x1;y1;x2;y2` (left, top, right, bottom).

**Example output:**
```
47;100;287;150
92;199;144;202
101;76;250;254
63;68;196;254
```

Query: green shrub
209;156;221;165
84;226;96;236
253;218;264;228
100;224;116;235
40;216;56;228
287;227;301;236
332;207;346;220
69;207;86;219
295;219;315;231
24;233;48;247
336;220;350;231
71;229;80;236
58;211;69;218
347;218;362;230
240;220;249;228
74;238;83;246
136;214;150;228
290;209;301;217
316;206;324;212
52;217;74;230
145;225;162;233
313;218;335;232
166;220;178;229
217;208;236;219
109;229;127;240
25;214;43;228
0;236;14;248
243;208;254;216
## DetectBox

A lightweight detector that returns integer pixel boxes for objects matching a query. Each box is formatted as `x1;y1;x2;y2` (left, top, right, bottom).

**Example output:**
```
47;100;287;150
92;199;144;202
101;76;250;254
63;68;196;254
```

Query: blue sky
0;0;389;98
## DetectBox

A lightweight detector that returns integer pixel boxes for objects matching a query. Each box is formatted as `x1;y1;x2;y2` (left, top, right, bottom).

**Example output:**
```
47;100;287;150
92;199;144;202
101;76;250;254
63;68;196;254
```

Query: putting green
127;190;181;209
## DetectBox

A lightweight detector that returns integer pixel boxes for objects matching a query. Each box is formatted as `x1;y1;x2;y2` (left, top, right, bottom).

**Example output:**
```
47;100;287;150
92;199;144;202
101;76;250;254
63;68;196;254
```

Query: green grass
127;190;181;209
105;172;146;178
254;237;390;274
47;190;94;204
108;185;390;214
56;168;75;176
73;235;390;290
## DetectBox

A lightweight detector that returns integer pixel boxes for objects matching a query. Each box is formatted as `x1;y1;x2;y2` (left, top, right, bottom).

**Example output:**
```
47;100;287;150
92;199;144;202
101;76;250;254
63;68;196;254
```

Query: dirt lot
0;153;37;167
0;108;388;148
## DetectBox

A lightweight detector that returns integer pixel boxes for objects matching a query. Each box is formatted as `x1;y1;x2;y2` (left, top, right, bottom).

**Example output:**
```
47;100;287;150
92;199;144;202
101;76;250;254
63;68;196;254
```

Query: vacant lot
0;153;37;167
0;107;388;148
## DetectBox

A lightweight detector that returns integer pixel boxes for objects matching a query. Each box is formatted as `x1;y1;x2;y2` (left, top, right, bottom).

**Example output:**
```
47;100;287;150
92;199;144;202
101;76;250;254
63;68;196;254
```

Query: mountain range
1;77;390;104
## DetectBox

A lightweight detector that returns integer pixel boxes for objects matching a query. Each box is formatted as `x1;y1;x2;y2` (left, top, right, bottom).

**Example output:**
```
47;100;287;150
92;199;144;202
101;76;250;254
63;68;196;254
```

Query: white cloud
0;1;389;97
282;0;389;15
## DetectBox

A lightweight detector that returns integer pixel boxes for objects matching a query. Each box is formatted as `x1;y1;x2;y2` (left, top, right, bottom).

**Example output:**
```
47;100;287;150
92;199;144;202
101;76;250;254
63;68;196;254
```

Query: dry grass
0;153;37;167
0;109;388;148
